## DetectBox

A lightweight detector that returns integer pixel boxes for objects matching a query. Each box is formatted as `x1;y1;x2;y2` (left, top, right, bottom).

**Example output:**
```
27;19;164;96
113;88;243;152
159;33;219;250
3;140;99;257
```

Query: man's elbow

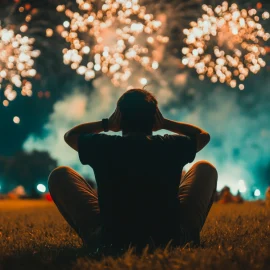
64;132;69;144
64;132;73;147
64;132;78;151
196;132;210;152
204;132;211;145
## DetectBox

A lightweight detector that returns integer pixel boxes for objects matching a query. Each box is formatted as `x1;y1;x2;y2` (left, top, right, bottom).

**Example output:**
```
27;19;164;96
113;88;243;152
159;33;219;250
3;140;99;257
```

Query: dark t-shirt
78;134;196;247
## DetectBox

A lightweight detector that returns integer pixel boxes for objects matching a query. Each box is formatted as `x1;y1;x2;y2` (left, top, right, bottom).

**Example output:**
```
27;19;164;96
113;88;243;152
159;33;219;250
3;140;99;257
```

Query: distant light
152;61;159;70
82;46;90;54
25;15;32;22
56;5;65;12
13;116;20;124
239;84;245;90
46;28;54;37
199;75;205;81
3;100;9;107
77;66;87;75
262;11;269;20
254;189;261;197
63;21;70;28
56;25;65;34
20;25;28;33
140;78;148;85
182;57;189;65
94;64;101;71
37;184;46;193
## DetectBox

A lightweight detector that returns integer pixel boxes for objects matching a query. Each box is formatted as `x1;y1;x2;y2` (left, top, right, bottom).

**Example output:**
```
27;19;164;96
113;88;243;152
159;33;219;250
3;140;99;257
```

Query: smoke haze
24;73;270;195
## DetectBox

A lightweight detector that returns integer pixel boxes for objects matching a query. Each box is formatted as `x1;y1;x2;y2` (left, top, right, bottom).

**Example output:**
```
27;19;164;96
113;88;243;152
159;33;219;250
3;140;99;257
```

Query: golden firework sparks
182;1;269;90
0;26;40;105
57;0;168;86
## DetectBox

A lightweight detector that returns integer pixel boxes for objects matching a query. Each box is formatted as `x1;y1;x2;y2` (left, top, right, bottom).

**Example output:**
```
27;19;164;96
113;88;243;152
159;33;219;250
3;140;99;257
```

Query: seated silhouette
48;89;218;254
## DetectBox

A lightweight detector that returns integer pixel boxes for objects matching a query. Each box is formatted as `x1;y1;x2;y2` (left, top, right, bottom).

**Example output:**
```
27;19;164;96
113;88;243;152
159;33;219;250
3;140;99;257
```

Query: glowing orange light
31;8;38;15
25;3;31;10
182;1;269;89
57;0;168;86
3;100;9;107
256;2;262;9
0;26;40;105
13;116;20;124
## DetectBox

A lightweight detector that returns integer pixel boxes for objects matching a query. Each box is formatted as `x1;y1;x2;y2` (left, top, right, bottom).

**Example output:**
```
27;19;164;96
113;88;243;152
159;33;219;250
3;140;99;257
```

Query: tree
1;151;57;192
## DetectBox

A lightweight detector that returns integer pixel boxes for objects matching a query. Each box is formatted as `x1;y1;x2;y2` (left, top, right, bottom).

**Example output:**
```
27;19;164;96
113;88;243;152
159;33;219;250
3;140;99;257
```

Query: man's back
78;133;196;247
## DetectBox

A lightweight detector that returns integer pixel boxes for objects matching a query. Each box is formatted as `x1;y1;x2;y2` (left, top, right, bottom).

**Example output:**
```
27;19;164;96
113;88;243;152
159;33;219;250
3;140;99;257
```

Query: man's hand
109;107;122;132
153;107;165;131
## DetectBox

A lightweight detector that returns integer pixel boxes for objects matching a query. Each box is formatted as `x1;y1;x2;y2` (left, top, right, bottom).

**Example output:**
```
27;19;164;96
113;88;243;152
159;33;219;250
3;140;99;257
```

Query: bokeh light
140;77;148;85
0;26;40;105
46;28;54;37
254;189;261;197
182;1;269;89
37;184;46;193
57;0;168;86
13;116;20;124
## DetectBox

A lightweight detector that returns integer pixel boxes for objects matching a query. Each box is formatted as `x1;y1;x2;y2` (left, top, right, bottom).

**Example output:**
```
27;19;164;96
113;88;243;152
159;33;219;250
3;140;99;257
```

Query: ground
0;201;269;270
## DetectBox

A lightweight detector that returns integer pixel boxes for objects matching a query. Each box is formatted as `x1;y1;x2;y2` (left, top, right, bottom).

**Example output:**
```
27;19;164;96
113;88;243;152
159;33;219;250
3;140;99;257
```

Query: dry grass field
0;200;269;270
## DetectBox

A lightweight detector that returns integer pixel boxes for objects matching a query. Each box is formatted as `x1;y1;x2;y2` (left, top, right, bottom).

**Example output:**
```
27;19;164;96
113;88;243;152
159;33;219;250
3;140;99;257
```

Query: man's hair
117;89;158;133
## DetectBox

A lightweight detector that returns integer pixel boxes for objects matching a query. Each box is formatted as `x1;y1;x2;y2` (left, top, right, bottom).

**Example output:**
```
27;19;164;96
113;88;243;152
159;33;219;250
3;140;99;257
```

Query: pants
48;160;218;247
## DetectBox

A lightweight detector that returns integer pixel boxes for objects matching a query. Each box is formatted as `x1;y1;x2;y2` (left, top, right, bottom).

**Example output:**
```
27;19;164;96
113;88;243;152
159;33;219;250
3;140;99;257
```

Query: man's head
117;89;158;134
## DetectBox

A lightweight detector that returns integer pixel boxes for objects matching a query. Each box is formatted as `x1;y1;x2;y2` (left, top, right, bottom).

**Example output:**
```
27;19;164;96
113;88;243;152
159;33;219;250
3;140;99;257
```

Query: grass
0;200;270;270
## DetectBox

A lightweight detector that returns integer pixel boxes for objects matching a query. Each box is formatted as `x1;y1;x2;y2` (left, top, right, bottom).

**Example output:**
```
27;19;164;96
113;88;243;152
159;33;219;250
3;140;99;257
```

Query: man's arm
64;121;103;151
154;108;210;152
164;119;210;152
64;107;121;151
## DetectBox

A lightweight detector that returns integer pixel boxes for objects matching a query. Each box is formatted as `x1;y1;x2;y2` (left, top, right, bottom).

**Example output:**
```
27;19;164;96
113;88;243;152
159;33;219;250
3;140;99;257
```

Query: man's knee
48;166;73;191
193;160;218;181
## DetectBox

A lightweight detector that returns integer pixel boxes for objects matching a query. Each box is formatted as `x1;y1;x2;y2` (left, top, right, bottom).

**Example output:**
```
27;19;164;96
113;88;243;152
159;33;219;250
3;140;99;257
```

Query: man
48;89;218;253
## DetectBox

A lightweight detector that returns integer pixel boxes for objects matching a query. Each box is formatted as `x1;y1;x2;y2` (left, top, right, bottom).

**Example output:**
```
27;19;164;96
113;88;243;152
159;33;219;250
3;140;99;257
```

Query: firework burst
182;1;270;90
57;0;168;86
0;25;40;106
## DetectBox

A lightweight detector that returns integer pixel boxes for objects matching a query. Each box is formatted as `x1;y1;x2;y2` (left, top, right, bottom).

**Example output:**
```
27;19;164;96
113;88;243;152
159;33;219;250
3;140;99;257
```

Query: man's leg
48;166;100;246
179;161;218;235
